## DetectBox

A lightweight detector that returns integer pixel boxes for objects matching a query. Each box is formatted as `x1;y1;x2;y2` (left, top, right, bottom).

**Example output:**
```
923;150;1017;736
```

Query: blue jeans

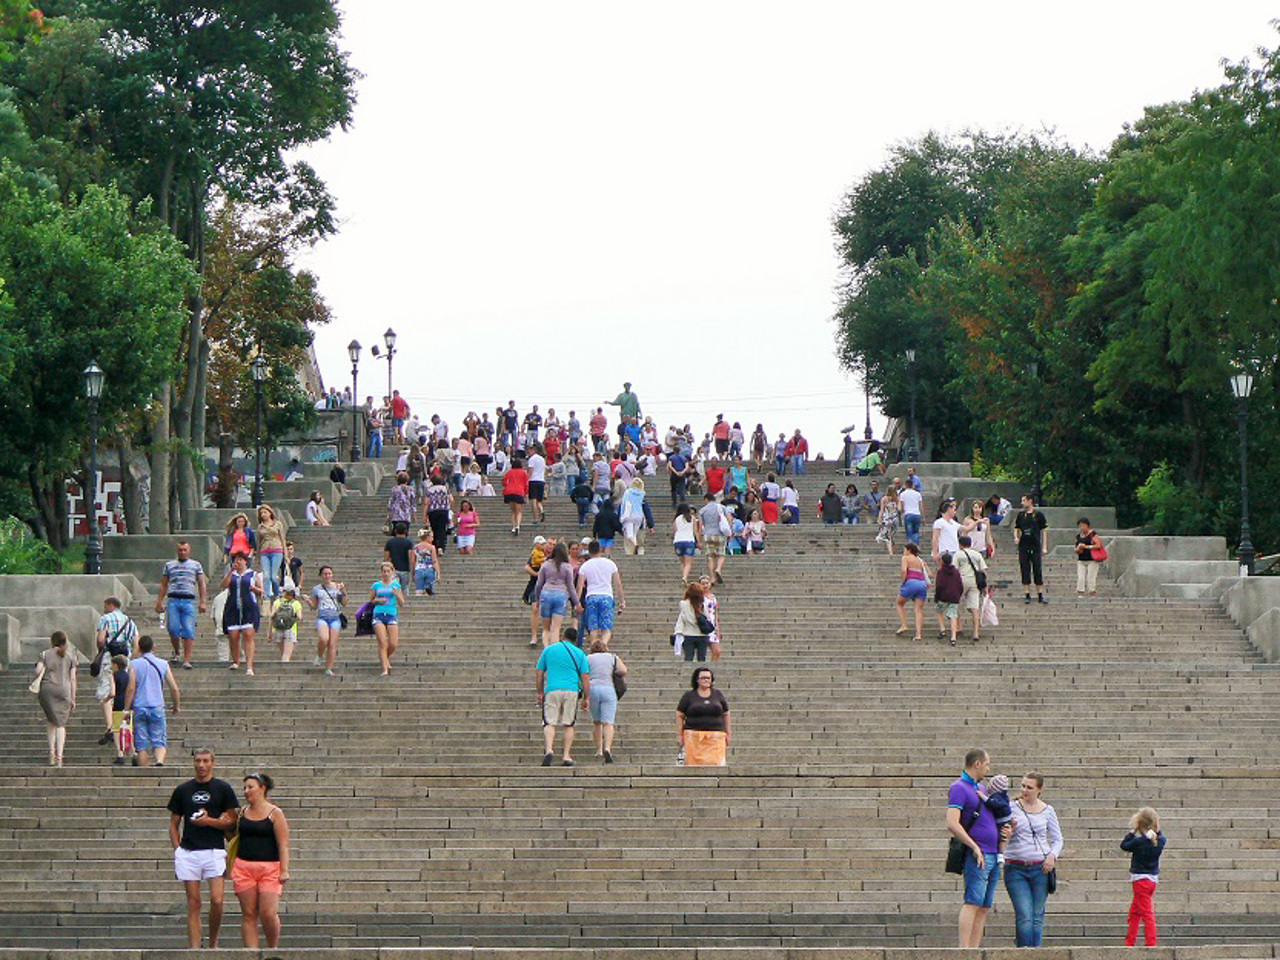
903;513;922;545
165;597;197;640
791;454;806;475
1005;862;1049;946
414;566;437;594
367;430;383;457
260;552;284;600
775;455;787;475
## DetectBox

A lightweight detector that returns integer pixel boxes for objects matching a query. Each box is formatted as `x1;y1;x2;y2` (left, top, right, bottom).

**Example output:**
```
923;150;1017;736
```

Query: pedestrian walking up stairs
1;457;1278;957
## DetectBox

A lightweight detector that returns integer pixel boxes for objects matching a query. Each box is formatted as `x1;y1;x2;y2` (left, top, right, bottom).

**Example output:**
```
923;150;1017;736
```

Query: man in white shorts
167;749;239;948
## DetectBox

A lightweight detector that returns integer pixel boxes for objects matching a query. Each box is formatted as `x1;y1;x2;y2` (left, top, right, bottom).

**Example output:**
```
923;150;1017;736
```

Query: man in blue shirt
124;635;182;766
535;627;590;766
947;747;1008;947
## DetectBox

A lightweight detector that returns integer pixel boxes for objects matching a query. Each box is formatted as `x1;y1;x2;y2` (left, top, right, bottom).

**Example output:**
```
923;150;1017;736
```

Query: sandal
894;627;909;636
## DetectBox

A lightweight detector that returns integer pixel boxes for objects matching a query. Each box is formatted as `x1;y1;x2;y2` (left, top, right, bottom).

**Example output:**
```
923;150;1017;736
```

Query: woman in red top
503;459;529;535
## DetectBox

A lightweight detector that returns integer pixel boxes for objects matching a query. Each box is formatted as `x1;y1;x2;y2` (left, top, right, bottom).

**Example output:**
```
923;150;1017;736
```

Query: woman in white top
967;500;993;558
672;503;699;585
745;509;766;555
779;481;800;524
304;491;329;526
1003;772;1064;947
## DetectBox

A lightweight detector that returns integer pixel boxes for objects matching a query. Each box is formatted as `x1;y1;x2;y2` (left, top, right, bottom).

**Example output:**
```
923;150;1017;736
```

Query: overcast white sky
297;2;1278;457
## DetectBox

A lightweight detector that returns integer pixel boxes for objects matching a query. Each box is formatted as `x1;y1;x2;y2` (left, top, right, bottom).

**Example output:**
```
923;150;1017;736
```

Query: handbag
89;647;106;678
611;654;627;699
28;670;43;695
1092;537;1109;562
695;612;716;635
963;550;987;592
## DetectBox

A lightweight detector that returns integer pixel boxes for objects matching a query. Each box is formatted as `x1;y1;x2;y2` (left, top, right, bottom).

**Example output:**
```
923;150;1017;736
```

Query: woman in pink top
456;499;479;554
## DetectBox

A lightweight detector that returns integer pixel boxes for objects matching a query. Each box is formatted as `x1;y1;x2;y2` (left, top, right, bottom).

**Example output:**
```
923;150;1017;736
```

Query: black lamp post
250;356;268;507
383;327;397;402
905;349;918;462
1027;361;1043;504
1231;370;1255;576
348;340;362;462
82;361;105;575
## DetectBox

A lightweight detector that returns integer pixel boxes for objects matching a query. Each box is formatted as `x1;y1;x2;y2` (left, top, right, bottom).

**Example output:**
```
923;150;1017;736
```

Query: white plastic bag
980;593;999;627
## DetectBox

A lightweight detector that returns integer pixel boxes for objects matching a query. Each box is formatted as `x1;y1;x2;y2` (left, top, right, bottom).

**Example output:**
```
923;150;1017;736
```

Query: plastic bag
980;593;999;627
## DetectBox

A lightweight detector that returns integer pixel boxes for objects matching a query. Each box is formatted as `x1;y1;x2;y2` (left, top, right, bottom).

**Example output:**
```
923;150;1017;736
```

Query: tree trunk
174;187;208;529
117;435;145;534
1182;392;1206;489
149;386;172;534
27;463;58;548
191;336;211;509
213;432;238;508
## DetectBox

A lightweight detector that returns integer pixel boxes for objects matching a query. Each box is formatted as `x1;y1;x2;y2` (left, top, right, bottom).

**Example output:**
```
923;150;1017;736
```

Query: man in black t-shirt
383;521;416;584
1012;494;1049;604
167;749;238;948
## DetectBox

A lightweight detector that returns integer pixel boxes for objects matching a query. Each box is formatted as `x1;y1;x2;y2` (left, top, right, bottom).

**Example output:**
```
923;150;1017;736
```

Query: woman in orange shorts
230;772;290;947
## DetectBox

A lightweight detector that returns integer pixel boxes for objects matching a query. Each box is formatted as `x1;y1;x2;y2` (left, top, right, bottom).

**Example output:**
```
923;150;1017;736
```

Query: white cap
533;536;547;545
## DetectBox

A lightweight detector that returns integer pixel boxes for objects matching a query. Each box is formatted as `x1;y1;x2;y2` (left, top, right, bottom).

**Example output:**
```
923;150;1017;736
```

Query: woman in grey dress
32;631;78;766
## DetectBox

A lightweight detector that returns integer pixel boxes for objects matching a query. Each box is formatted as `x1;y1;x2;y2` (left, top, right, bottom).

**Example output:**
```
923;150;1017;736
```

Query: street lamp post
1028;361;1042;504
250;356;268;507
905;349;918;462
82;361;105;575
348;340;362;462
383;327;397;402
1231;370;1255;577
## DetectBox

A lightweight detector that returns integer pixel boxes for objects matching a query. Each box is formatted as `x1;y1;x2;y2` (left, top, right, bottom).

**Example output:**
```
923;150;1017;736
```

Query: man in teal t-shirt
535;629;591;766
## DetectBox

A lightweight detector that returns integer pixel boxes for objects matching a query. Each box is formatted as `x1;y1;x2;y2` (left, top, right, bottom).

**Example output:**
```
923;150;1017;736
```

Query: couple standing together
948;748;1063;948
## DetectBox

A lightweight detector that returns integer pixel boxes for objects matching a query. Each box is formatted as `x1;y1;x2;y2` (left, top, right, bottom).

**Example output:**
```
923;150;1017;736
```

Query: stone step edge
1;941;1277;958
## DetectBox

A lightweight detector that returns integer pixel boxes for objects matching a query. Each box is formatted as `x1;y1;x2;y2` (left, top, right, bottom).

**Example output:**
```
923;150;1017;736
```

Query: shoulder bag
1018;800;1058;894
611;653;627;699
946;802;978;875
963;550;987;592
1091;534;1108;563
324;587;349;630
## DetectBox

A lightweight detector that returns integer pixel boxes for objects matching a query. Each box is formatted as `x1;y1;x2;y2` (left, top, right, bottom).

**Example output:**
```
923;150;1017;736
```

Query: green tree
5;2;357;532
0;164;197;545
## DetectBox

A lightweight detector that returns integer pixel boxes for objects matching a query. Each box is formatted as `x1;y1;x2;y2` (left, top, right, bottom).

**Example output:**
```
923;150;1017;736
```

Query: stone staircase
1;458;1278;955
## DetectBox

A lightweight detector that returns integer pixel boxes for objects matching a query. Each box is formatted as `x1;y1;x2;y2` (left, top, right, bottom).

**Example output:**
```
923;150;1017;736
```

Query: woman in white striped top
1002;772;1063;947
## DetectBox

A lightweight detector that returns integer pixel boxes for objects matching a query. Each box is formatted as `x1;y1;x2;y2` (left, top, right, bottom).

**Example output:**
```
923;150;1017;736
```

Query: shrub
1135;462;1213;536
0;516;65;574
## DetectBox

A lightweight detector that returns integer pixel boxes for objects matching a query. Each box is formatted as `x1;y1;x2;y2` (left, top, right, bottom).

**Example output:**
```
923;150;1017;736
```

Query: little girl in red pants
1120;807;1166;945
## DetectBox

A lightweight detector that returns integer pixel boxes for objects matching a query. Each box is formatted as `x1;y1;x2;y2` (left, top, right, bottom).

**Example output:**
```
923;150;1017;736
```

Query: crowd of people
27;383;1150;951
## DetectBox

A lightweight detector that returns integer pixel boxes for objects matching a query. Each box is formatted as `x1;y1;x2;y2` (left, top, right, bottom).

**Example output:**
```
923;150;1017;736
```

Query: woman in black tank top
230;773;290;948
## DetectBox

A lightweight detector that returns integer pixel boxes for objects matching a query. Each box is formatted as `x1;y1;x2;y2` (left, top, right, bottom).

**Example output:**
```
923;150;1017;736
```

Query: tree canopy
833;35;1280;552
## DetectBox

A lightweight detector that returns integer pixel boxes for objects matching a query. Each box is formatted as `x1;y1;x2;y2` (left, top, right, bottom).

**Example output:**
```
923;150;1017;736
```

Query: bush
1135;462;1213;536
0;516;65;574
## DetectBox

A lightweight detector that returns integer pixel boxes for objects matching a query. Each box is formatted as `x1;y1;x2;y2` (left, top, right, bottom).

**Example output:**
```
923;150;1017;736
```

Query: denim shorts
597;538;614;550
132;706;167;751
899;578;928;601
373;611;398;626
539;591;569;619
590;682;618;723
583;595;615;633
674;540;697;558
166;598;197;639
316;614;342;630
964;851;1001;907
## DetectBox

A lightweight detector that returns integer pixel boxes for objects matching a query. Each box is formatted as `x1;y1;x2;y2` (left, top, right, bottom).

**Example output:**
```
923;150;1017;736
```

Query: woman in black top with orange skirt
231;773;291;948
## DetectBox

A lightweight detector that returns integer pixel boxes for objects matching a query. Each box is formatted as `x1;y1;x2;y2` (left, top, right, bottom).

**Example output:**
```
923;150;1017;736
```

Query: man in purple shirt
947;747;1008;947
